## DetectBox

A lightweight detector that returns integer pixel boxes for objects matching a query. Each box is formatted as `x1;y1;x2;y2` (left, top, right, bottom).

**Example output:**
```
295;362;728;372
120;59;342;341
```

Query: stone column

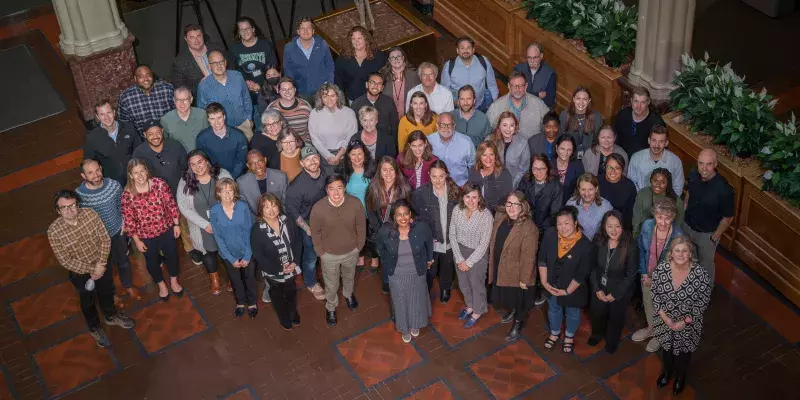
628;0;696;103
53;0;138;120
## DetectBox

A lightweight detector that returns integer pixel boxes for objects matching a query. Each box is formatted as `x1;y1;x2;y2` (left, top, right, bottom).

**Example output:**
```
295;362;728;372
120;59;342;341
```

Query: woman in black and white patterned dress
651;235;711;395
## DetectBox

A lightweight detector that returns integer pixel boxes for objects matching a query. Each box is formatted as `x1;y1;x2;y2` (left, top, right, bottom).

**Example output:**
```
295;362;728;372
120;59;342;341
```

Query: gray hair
357;105;379;121
652;197;677;220
260;108;285;128
438;111;455;123
313;83;347;111
417;62;438;79
526;42;543;54
174;86;192;97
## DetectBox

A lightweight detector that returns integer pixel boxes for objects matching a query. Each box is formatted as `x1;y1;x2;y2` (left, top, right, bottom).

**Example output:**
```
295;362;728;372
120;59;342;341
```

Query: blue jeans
547;295;581;337
300;229;318;288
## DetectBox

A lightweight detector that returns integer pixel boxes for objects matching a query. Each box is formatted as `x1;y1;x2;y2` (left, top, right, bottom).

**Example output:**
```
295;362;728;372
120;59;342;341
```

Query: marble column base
65;34;137;121
627;68;677;105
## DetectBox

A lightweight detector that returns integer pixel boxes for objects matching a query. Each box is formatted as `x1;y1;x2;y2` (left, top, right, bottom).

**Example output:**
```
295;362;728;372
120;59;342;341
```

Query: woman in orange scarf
537;206;594;353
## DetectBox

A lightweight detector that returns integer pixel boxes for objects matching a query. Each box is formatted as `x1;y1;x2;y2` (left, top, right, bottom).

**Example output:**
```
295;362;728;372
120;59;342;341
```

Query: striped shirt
76;178;124;236
118;81;176;135
47;208;111;275
449;206;493;268
268;98;313;144
565;197;614;240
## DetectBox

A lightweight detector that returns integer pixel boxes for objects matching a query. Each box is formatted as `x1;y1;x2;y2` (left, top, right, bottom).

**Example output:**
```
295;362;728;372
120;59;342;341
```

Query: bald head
208;51;227;78
697;149;718;180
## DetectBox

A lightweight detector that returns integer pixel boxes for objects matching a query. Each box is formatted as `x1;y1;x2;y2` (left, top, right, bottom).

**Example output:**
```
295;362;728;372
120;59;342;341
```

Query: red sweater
121;178;179;239
396;154;438;190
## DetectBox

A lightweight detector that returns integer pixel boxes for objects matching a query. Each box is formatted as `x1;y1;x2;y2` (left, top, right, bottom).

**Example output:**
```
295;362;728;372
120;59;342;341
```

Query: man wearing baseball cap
132;119;188;195
284;145;328;300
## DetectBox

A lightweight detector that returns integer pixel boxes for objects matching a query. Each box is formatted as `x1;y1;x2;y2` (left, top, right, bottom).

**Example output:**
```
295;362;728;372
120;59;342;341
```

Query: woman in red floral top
122;159;182;301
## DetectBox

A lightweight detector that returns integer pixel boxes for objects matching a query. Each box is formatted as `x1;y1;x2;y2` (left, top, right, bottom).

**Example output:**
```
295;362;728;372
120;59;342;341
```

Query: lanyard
602;245;616;286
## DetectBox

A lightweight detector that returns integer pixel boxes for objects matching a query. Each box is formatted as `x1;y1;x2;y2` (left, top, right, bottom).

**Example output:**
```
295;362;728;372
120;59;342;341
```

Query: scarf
261;215;299;282
557;228;583;258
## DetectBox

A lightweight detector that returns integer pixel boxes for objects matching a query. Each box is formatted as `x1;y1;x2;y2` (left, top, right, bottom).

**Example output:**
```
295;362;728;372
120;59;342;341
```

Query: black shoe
159;292;170;302
587;335;602;347
505;320;523;342
326;310;337;327
534;290;547;306
173;288;184;298
345;295;359;311
188;250;203;265
247;307;258;318
381;283;390;295
604;344;619;354
500;310;515;324
672;376;685;395
234;306;245;319
280;321;293;331
656;371;671;388
440;289;451;304
292;313;301;326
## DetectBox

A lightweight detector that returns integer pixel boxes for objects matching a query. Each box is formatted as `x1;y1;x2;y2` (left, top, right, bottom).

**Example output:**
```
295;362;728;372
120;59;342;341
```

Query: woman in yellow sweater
398;91;438;152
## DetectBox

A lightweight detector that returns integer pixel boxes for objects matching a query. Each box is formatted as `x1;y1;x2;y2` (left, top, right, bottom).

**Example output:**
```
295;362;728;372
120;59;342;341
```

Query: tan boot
209;272;222;295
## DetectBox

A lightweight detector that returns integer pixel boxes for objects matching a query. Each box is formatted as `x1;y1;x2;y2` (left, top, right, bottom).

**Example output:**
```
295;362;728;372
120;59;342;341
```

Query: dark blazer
517;177;563;232
551;158;584;204
513;61;556;107
335;49;387;101
170;42;230;96
468;168;514;213
528;134;557;160
590;239;639;300
398;155;438;190
411;182;458;244
351;93;400;139
350;129;397;162
250;216;304;278
382;68;421;113
538;227;594;308
376;220;434;278
83;121;142;186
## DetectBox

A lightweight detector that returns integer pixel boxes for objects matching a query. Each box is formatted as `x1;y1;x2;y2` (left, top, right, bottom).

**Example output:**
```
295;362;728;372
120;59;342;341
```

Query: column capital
54;0;130;57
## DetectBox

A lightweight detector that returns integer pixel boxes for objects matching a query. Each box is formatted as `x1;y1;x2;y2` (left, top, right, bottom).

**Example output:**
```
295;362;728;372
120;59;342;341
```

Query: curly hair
313;83;347;111
182;149;221;195
473;140;505;177
340;26;378;60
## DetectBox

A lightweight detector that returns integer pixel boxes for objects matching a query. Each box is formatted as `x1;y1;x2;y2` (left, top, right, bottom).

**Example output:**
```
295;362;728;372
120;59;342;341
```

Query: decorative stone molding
53;0;129;56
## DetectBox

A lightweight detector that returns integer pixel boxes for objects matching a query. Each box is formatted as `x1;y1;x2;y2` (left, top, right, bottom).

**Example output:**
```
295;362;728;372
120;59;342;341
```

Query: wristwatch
710;235;720;244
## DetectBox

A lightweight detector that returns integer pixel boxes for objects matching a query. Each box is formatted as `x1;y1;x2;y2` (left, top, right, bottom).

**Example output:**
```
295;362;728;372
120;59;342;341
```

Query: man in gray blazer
237;149;288;216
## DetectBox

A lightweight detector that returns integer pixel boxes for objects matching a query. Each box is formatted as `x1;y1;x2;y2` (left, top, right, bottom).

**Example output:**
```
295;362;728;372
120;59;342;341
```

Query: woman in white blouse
449;182;494;328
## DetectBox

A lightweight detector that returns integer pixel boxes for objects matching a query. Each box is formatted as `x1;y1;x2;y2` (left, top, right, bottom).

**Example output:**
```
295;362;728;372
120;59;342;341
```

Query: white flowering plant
523;0;637;67
760;115;800;205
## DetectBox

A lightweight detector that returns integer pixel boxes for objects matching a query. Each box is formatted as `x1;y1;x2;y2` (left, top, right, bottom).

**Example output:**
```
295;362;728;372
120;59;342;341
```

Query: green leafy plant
523;0;637;67
760;115;800;205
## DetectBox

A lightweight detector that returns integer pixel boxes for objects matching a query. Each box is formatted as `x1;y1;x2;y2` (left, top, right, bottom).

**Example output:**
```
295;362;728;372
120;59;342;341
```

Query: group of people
48;17;737;395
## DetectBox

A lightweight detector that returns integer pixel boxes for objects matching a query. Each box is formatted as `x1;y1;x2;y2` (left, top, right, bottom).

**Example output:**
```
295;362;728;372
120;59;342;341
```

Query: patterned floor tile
130;296;208;354
403;381;456;399
33;334;116;397
429;293;501;347
336;321;424;388
0;233;57;285
604;354;696;399
468;341;556;400
11;281;80;334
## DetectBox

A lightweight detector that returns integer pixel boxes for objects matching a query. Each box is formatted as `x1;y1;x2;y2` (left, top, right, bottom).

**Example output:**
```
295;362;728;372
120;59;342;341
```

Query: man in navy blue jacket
196;103;248;178
512;42;557;108
282;17;335;99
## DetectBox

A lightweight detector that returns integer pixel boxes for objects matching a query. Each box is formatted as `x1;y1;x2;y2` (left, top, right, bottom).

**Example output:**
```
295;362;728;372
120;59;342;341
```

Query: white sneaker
632;328;652;342
410;329;420;337
308;284;326;300
646;337;661;352
262;288;271;303
402;333;412;343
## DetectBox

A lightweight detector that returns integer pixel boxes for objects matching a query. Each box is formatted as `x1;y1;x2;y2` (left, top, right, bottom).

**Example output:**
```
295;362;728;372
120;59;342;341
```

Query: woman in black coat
597;154;637;230
589;210;638;354
250;193;303;331
350;105;397;161
538;206;594;354
412;160;461;304
550;134;584;205
517;154;563;233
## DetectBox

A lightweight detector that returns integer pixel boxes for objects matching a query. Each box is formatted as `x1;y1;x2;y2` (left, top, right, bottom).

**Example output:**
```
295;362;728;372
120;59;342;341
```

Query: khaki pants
682;222;718;288
237;120;254;141
642;281;654;327
320;248;359;311
179;215;193;253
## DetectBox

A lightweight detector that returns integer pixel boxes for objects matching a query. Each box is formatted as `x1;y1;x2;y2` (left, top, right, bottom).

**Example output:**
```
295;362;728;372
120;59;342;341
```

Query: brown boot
114;295;125;310
209;272;222;295
126;287;143;301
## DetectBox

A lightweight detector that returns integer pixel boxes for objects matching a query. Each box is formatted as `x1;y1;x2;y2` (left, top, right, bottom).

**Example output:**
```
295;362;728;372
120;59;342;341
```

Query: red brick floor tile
604;354;697;400
130;296;209;354
224;387;255;400
11;281;80;334
0;233;57;285
468;341;557;400
429;292;502;347
336;321;424;388
403;381;456;399
33;334;116;397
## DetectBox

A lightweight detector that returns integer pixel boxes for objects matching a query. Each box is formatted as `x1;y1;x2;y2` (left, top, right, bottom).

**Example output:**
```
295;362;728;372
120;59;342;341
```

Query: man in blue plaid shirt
118;65;176;135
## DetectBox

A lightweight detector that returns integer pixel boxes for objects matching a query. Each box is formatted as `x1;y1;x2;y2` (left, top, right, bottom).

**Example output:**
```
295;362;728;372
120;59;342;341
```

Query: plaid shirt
118;81;176;134
47;208;111;275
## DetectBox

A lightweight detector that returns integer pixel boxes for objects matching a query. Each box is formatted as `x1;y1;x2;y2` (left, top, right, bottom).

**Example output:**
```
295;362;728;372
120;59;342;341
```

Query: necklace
392;72;405;104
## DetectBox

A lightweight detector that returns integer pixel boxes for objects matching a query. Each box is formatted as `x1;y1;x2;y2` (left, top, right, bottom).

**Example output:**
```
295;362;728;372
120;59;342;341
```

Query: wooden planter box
313;0;436;68
664;111;800;307
433;0;522;74
512;11;623;118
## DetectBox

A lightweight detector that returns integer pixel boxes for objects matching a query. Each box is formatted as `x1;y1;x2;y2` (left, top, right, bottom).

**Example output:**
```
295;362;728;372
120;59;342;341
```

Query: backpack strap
448;54;490;90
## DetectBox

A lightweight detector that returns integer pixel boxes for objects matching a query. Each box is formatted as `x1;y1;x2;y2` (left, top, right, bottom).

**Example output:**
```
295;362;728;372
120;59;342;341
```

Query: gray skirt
389;272;431;334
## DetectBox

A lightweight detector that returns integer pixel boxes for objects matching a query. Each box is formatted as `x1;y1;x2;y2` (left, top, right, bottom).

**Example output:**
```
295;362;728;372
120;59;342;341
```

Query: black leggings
223;259;257;306
141;230;179;284
662;350;692;379
200;250;219;273
426;250;455;291
268;275;298;327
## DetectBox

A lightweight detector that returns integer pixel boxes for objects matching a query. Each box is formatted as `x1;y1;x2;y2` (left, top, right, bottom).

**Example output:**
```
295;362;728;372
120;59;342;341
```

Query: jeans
69;269;117;329
547;294;581;337
141;230;180;283
300;229;318;288
109;232;133;288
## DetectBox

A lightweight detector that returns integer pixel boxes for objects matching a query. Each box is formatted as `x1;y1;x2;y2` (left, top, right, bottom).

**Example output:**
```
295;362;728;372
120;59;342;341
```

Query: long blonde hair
124;159;152;194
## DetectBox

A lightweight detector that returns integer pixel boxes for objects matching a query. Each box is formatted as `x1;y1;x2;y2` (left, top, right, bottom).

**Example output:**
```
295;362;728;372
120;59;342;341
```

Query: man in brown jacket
310;174;366;326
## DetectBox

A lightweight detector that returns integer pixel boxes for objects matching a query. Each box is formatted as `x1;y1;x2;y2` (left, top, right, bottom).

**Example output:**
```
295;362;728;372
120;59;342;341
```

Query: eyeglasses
209;61;226;66
58;203;78;211
606;165;622;172
437;123;454;128
265;121;282;129
389;55;404;61
238;27;254;33
175;97;191;103
526;55;542;61
420;73;436;78
509;84;526;90
505;201;522;208
367;80;384;86
281;139;297;145
532;167;548;172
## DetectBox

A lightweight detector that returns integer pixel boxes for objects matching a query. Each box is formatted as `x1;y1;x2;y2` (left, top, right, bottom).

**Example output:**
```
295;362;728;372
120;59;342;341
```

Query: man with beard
427;112;475;186
441;37;499;112
350;73;399;139
132;120;188;195
118;65;176;135
171;24;230;96
453;85;492;147
486;71;549;140
512;42;557;108
160;86;209;152
613;86;665;156
627;126;684;195
84;100;142;186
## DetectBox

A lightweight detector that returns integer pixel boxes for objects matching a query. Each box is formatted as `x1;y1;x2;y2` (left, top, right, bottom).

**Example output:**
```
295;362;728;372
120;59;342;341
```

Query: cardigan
581;145;629;176
250;215;304;277
376;220;434;278
517;177;563;232
467;168;514;213
537;227;594;308
334;49;387;101
489;134;530;188
559;110;604;155
351;129;397;162
412;182;458;244
590;239;639;300
176;169;232;253
382;68;421;117
487;210;539;287
397;115;438;152
282;35;335;96
486;93;549;140
512;60;556;108
210;200;254;264
397;154;438;190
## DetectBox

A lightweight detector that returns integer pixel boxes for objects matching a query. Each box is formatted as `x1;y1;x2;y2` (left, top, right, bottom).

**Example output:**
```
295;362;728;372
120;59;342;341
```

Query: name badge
601;276;607;286
206;209;211;219
260;223;267;229
252;70;262;77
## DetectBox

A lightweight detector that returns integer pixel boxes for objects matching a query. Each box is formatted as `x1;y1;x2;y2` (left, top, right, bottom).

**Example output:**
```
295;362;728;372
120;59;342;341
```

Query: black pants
109;232;132;288
426;249;455;291
223;259;257;306
141;230;179;283
662;350;692;379
200;250;219;273
589;289;631;351
268;275;298;327
69;269;117;329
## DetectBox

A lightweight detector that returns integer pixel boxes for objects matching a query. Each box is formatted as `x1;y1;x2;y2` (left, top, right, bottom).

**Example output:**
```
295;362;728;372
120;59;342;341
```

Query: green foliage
760;115;800;205
523;0;637;67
